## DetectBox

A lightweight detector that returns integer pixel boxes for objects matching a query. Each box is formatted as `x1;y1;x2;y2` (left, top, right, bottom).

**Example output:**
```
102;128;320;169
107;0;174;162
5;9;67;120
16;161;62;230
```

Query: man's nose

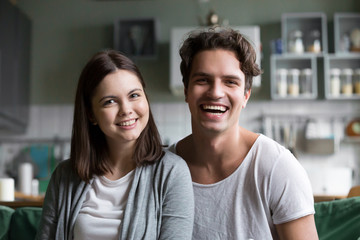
207;81;225;99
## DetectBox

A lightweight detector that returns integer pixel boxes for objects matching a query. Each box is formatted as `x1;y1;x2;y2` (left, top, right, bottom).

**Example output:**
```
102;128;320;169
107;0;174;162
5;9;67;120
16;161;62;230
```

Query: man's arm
275;214;319;240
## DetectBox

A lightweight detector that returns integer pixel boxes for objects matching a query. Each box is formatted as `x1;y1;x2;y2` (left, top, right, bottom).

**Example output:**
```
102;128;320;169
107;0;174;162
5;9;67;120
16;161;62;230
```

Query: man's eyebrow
190;72;212;78
191;72;242;80
222;75;241;80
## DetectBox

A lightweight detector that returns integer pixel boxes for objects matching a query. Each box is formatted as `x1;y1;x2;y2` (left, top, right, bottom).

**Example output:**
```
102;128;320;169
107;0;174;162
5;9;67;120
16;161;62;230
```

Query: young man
169;28;318;239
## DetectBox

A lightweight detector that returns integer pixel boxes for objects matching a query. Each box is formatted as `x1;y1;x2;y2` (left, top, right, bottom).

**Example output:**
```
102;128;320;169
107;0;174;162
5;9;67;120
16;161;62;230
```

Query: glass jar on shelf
341;68;354;96
276;68;288;97
354;68;360;95
330;68;341;97
306;29;321;53
300;68;313;96
288;68;300;97
288;30;304;54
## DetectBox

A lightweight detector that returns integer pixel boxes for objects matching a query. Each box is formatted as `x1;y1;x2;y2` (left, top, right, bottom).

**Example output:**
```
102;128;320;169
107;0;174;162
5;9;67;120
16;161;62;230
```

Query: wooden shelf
314;195;347;203
0;192;44;209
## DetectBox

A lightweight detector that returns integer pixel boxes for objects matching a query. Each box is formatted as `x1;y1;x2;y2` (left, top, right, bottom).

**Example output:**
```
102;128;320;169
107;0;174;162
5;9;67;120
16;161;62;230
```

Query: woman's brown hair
70;49;163;182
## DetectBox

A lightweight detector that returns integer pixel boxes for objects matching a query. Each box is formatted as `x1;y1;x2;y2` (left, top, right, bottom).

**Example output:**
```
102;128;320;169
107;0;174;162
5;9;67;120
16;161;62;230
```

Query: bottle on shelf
288;30;304;54
354;68;360;95
339;33;351;53
306;29;321;53
300;68;313;96
288;68;300;96
330;68;341;97
341;68;354;96
276;68;288;97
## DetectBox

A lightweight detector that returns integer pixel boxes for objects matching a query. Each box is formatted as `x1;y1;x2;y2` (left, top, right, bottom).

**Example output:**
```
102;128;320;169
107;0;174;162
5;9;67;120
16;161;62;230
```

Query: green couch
0;206;42;240
1;197;360;240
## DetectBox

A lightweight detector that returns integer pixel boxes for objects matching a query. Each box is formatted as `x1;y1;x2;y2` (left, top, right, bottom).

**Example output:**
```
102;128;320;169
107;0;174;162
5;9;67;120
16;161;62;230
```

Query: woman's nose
118;101;133;116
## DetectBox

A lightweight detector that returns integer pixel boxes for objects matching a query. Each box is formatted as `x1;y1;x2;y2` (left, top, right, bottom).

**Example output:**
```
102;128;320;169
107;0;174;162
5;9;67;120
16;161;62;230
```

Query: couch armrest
314;196;360;240
0;205;15;239
9;207;42;240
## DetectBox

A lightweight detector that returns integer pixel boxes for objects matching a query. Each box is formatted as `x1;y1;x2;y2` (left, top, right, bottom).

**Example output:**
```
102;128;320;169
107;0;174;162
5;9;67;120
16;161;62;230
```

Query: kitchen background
0;0;359;197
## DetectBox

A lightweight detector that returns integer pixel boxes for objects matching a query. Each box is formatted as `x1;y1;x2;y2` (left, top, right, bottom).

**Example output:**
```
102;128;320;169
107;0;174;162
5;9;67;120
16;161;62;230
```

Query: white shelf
270;54;318;100
281;12;328;55
334;13;360;54
324;54;360;99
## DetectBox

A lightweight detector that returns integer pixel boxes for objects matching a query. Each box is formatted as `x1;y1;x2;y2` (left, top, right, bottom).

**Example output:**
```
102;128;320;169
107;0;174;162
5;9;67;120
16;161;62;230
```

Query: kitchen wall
0;0;359;195
15;0;360;104
1;100;359;196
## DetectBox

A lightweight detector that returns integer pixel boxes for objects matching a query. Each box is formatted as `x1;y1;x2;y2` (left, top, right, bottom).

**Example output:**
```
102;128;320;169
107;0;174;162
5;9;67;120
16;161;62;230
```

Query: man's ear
184;87;188;102
242;89;251;109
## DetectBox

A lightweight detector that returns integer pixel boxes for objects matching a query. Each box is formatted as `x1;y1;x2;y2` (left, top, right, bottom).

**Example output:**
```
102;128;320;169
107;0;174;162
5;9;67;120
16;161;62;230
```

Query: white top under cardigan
35;150;194;240
73;171;135;240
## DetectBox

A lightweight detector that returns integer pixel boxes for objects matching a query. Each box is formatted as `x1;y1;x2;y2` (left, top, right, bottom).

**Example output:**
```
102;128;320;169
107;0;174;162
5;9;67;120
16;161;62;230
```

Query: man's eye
196;78;208;83
225;80;239;85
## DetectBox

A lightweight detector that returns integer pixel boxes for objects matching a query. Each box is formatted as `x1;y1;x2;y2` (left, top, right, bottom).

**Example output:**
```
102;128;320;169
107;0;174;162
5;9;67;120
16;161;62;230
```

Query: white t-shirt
73;170;135;240
169;134;314;240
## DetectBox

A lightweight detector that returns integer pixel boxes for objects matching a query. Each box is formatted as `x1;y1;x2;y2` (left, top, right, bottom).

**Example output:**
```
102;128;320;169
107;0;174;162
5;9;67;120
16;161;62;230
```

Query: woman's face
90;70;149;144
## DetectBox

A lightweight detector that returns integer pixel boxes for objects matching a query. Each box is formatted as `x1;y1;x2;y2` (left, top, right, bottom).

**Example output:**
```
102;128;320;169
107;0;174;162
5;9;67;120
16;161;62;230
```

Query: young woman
36;50;194;240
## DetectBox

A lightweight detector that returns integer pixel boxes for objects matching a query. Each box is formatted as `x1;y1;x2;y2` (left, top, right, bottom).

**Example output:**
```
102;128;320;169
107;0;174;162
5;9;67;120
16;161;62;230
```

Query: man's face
185;49;251;135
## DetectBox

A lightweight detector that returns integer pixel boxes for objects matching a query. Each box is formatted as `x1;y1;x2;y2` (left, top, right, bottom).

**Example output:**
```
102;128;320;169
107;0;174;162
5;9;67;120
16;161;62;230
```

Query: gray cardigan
35;150;194;240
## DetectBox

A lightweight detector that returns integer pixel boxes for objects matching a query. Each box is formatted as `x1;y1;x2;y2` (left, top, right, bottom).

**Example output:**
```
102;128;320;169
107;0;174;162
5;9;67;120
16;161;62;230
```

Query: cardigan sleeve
158;152;194;240
35;161;63;240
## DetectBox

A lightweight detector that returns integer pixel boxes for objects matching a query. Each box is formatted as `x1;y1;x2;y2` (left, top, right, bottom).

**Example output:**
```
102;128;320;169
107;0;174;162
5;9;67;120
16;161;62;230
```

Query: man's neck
178;126;258;184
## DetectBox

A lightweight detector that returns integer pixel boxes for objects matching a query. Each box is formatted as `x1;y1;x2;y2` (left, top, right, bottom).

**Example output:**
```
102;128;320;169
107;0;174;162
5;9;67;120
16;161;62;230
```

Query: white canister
341;68;354;95
31;179;39;196
330;68;341;97
18;162;33;195
0;178;15;201
288;68;300;96
276;68;288;97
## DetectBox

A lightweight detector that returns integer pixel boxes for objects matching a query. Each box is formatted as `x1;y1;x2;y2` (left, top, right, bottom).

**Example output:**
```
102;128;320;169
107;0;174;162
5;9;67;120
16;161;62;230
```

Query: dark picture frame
114;18;157;59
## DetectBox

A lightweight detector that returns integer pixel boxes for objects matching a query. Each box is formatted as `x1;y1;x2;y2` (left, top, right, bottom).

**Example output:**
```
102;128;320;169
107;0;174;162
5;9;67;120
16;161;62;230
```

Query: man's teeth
118;119;136;126
202;105;226;112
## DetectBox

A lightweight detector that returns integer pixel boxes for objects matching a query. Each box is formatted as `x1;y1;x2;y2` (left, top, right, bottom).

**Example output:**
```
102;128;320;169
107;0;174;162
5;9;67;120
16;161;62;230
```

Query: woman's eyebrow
128;88;143;95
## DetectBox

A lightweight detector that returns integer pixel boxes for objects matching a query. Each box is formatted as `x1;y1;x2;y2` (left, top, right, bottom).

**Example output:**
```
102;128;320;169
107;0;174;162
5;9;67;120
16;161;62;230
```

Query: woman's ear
88;112;97;125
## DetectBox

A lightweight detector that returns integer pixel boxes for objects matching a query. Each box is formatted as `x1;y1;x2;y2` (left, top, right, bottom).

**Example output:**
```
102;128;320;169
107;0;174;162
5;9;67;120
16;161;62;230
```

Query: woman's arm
35;164;61;239
159;158;194;239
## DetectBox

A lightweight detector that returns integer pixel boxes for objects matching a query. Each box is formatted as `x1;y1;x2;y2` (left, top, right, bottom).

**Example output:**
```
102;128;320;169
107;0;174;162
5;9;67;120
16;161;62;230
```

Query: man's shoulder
253;134;287;155
166;135;192;157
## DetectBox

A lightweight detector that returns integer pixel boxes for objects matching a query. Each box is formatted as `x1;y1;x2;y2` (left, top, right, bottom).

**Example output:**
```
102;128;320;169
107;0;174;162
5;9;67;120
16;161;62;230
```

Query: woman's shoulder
51;159;77;180
54;159;72;172
157;149;189;170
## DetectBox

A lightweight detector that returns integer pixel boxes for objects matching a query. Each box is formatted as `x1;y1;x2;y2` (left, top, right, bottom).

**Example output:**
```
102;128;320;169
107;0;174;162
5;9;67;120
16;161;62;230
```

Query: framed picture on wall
114;18;157;59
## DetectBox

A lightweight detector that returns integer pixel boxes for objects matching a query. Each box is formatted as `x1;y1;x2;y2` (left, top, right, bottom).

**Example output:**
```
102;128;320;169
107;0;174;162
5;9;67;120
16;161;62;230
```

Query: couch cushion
0;205;15;240
314;196;360;240
9;207;42;240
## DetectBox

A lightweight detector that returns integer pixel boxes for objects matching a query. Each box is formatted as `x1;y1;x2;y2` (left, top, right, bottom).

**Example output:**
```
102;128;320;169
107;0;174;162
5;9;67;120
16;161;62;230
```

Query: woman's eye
130;93;140;98
103;99;116;106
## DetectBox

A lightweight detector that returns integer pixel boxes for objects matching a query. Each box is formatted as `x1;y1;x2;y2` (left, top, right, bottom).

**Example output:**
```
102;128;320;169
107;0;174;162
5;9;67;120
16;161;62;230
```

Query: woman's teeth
118;119;136;126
